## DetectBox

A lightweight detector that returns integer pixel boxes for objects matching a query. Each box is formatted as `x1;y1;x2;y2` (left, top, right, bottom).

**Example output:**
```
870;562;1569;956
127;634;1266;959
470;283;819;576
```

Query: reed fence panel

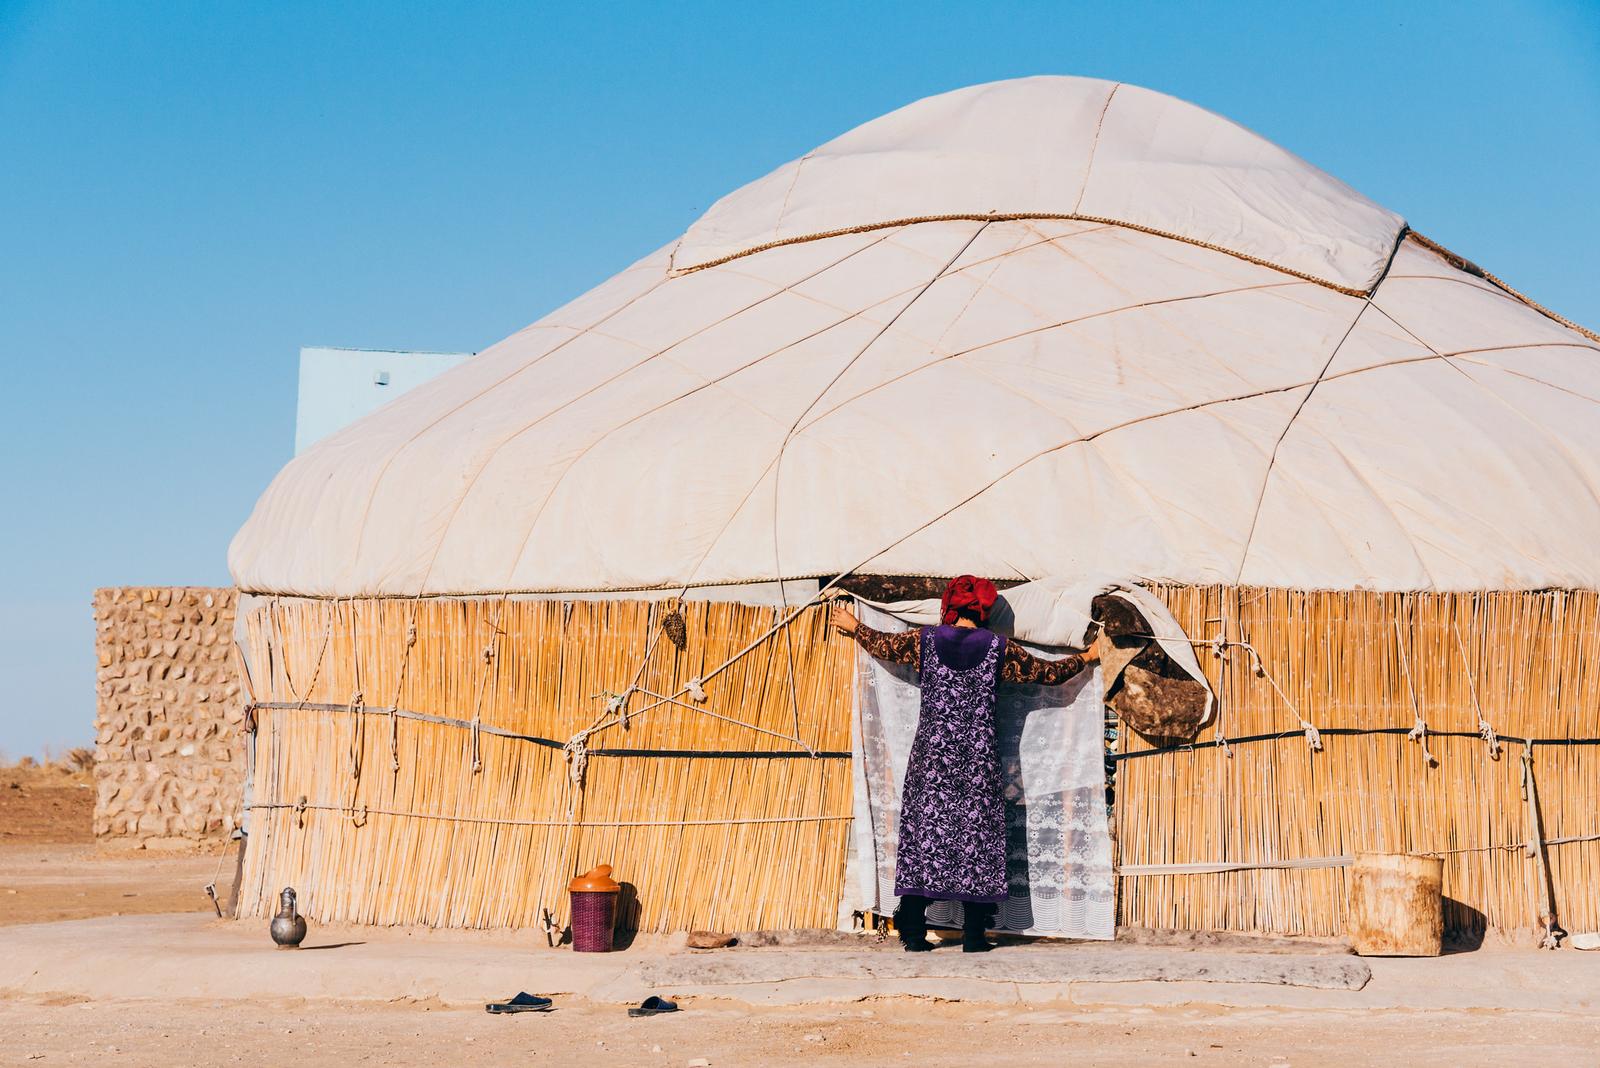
236;596;855;932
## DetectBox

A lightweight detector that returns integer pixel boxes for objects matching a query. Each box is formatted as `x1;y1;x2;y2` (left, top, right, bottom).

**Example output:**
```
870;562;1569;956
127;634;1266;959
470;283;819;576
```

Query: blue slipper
628;995;679;1017
486;992;554;1014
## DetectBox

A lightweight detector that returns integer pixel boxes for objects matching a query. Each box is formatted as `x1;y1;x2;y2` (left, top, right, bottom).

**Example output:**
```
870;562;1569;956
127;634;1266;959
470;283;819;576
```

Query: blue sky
1;1;1597;757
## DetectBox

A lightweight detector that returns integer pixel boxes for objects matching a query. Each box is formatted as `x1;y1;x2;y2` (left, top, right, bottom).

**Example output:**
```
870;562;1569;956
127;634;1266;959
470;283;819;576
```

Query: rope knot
1408;717;1439;766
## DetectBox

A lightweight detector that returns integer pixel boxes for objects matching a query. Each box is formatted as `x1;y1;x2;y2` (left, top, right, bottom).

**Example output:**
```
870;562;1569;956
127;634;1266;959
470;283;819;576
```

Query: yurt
229;76;1600;943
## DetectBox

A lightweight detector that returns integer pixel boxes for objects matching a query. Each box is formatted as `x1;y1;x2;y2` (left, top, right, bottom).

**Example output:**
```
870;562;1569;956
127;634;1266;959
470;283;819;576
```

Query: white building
294;346;473;455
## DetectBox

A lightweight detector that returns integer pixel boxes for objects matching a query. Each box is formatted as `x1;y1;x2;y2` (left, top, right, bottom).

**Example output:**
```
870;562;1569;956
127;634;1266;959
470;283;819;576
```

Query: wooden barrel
1347;852;1444;956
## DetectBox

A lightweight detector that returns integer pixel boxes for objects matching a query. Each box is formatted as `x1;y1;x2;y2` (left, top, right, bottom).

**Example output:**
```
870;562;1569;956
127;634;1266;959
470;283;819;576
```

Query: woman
831;575;1099;952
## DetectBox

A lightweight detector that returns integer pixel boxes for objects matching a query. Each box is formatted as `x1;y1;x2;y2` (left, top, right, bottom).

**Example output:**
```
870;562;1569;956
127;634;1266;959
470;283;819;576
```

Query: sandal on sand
485;992;555;1014
628;996;680;1017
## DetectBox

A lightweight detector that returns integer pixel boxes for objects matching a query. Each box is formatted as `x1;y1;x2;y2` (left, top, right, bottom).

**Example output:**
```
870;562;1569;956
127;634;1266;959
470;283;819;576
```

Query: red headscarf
941;574;998;626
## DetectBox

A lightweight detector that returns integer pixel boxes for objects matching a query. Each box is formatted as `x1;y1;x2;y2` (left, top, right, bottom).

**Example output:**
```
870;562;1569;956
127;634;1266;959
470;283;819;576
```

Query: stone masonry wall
93;587;244;846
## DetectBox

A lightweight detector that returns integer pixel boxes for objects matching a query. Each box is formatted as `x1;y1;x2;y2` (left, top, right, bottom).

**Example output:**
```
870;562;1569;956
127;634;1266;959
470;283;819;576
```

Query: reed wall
237;586;1600;941
1117;587;1600;942
235;596;855;932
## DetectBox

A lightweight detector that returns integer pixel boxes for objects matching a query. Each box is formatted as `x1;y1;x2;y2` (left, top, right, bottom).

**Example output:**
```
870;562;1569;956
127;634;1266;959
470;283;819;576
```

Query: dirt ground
1;759;96;845
0;760;225;927
1;994;1596;1067
2;761;1594;1067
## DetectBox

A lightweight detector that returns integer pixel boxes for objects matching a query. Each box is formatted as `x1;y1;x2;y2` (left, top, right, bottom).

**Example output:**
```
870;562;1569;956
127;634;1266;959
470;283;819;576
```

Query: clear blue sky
1;1;1597;757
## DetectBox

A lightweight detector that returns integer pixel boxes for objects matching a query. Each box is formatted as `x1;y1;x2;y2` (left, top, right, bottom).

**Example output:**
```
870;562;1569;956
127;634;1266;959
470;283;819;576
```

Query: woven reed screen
238;587;1600;939
235;596;855;932
1120;586;1600;940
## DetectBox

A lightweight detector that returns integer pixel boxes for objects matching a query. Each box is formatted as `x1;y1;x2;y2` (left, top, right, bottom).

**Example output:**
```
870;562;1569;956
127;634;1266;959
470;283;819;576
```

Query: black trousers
896;894;997;940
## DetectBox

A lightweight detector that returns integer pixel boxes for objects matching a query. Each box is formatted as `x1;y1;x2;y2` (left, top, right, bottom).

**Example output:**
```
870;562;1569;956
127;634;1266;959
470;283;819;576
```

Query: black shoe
962;903;997;952
894;894;932;953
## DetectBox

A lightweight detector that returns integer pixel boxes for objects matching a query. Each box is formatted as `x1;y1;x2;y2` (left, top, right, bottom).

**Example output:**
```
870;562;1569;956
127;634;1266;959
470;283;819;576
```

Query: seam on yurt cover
1370;301;1600;531
491;230;915;590
672;212;1379;297
242;344;1540;602
793;278;1310;435
1456;350;1600;405
344;272;676;576
1072;82;1122;214
1229;228;1409;583
770;151;815;241
1408;231;1600;344
424;229;906;594
767;221;993;626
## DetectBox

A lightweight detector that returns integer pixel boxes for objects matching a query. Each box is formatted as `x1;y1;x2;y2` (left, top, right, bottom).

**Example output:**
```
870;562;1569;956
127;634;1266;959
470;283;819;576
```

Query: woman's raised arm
999;639;1097;685
831;604;920;668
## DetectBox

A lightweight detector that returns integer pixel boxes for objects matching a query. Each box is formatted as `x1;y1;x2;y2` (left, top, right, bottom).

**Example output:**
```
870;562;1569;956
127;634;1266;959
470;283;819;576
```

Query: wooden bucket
1347;852;1444;956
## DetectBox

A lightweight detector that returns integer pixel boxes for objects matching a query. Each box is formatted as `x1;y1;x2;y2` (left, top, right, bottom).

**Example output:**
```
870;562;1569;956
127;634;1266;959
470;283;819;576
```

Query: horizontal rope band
248;701;848;760
1118;832;1600;877
671;212;1374;296
1113;727;1600;761
1119;855;1352;876
249;800;851;829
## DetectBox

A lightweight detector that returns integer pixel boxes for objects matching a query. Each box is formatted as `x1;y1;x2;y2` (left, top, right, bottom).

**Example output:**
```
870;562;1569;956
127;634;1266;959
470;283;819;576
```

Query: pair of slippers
484;993;679;1017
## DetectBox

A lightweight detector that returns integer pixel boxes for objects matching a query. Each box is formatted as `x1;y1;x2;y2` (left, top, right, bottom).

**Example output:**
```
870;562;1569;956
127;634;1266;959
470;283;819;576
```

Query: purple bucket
568;865;620;953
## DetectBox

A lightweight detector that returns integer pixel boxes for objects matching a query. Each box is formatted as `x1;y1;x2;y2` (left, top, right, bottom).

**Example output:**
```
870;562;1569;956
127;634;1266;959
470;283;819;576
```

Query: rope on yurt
284;596;337;707
344;688;366;826
671;211;1375;297
1393;616;1439;767
1521;740;1566;948
1116;825;1600;876
245;799;850;829
242;700;849;757
464;592;511;774
342;602;368;824
1109;727;1600;760
1239;625;1323;751
1204;614;1233;758
1407;231;1600;345
386;597;423;773
765;220;994;761
1451;618;1502;760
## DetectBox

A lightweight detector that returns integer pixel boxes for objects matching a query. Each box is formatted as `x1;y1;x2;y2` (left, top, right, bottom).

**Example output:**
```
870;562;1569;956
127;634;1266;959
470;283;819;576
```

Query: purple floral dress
853;622;1088;903
897;628;1009;901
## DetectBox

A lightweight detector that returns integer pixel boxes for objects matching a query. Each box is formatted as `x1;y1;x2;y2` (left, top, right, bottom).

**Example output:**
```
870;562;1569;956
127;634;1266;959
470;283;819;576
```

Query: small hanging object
604;690;631;730
1407;717;1439;767
662;607;688;651
685;678;708;704
270;886;309;949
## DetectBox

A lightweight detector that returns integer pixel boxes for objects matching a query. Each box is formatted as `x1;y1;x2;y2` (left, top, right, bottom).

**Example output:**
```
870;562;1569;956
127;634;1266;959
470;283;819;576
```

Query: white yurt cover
231;76;1600;597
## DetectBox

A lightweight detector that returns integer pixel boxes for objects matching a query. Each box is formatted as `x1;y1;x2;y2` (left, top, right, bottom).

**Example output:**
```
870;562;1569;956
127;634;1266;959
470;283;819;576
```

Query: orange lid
569;864;621;893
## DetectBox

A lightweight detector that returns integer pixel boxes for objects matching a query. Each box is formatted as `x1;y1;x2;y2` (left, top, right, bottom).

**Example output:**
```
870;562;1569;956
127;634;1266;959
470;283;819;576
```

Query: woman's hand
830;603;860;637
1080;635;1102;664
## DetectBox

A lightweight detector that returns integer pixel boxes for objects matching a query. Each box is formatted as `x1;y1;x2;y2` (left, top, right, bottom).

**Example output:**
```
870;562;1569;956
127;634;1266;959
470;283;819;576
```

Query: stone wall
93;587;244;846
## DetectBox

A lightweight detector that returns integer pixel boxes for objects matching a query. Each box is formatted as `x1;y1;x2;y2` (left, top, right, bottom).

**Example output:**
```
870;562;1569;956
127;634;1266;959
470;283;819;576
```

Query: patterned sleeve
999;642;1087;686
851;623;921;669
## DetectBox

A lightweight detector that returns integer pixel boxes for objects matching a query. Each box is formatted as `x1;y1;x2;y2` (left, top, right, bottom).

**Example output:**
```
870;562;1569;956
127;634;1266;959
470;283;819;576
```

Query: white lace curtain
847;604;1116;939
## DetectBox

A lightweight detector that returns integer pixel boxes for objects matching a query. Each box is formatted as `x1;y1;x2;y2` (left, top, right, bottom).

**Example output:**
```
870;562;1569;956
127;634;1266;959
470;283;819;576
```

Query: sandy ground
0;761;225;926
3;762;1595;1066
1;760;96;845
2;994;1596;1067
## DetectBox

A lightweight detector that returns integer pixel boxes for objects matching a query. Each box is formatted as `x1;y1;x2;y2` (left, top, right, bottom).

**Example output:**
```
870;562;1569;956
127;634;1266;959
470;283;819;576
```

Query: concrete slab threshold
0;914;1592;1014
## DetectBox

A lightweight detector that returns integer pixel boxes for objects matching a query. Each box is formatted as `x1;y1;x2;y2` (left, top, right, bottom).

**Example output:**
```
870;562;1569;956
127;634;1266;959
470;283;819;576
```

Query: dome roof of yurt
230;76;1600;598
